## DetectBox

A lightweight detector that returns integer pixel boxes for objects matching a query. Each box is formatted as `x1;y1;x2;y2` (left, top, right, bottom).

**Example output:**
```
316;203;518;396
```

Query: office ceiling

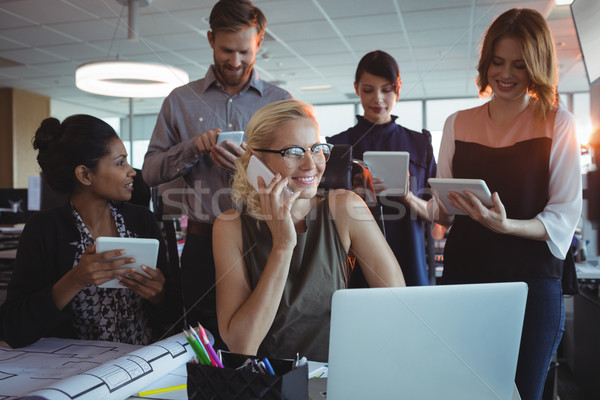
0;0;590;118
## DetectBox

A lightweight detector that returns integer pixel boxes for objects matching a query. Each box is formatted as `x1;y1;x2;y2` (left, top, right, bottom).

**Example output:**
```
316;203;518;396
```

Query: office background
0;0;597;188
2;1;600;398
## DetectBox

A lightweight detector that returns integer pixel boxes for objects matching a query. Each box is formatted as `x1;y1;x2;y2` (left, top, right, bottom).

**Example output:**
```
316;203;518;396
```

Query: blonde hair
477;8;558;119
232;99;319;220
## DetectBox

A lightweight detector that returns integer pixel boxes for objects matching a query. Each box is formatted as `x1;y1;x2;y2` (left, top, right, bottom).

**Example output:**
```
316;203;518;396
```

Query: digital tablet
363;151;410;196
428;178;493;216
95;237;159;289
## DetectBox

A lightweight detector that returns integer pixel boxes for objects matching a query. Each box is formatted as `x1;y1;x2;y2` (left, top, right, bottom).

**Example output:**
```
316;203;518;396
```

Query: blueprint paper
0;333;193;400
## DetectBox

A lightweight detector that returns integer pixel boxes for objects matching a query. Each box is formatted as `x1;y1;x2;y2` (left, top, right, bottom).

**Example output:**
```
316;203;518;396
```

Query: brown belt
187;220;213;238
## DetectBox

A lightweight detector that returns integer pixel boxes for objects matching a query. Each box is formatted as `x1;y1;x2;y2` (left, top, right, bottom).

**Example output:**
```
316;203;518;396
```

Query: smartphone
217;131;244;146
247;155;292;200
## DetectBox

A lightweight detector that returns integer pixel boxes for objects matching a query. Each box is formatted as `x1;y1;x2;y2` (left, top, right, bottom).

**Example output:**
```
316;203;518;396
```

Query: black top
443;138;577;293
0;202;182;348
241;196;349;362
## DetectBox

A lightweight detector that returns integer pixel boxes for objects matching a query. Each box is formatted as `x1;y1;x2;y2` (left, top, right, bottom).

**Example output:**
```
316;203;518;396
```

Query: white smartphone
217;131;244;146
95;237;159;289
428;178;493;216
247;155;292;200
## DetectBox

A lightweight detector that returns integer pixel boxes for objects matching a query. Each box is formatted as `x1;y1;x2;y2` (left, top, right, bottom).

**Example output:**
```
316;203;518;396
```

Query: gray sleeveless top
241;196;349;362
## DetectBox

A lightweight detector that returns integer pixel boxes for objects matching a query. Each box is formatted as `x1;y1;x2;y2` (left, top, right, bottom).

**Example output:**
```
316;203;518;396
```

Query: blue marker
262;357;276;375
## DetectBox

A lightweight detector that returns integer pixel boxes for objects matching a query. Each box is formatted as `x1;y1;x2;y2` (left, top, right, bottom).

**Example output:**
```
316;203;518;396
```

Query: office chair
319;144;384;288
150;187;187;331
129;169;151;208
150;187;181;273
321;144;438;286
318;144;383;232
318;144;354;191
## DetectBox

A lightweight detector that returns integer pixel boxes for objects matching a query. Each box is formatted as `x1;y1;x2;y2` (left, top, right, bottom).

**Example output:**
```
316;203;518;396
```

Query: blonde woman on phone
213;99;405;362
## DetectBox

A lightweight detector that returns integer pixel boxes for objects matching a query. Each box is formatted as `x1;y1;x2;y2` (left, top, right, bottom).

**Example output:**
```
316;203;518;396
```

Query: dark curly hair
32;114;118;194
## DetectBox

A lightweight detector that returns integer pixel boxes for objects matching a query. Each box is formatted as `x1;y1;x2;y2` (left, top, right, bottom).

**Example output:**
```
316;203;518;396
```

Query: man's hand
194;128;221;153
210;141;247;171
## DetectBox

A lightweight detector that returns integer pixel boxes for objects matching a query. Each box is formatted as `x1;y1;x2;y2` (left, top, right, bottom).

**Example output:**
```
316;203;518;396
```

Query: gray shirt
142;66;291;223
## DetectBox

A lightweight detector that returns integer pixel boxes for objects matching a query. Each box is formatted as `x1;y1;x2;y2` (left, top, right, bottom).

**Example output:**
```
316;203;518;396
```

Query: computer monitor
571;0;600;86
0;189;34;225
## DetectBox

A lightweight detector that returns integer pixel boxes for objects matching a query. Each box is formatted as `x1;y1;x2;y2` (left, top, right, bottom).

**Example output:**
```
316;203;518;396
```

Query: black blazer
0;202;182;348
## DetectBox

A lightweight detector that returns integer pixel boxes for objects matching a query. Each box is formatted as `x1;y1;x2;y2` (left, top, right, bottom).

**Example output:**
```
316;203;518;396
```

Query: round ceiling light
75;61;189;98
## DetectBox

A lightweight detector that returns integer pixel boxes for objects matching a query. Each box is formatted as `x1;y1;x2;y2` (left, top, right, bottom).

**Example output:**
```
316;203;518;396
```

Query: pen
138;384;187;397
262;357;275;375
197;323;224;368
189;326;213;367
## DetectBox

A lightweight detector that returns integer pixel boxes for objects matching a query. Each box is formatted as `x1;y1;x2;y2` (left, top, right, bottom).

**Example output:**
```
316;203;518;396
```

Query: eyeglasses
253;143;333;168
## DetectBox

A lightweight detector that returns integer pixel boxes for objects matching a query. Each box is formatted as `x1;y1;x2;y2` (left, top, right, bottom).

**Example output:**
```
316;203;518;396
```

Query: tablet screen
428;178;493;216
363;151;410;197
96;237;159;289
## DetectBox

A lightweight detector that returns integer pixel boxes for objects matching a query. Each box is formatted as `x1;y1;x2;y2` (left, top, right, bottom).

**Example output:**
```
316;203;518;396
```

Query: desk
561;262;600;398
0;335;325;400
0;231;18;304
575;261;600;281
127;361;326;400
0;334;194;400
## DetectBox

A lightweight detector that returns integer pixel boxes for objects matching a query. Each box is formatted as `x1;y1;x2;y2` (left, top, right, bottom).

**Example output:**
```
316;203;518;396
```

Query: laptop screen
327;282;527;400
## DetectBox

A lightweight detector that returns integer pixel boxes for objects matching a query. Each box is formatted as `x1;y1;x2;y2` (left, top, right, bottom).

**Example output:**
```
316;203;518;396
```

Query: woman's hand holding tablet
96;237;159;289
428;178;493;216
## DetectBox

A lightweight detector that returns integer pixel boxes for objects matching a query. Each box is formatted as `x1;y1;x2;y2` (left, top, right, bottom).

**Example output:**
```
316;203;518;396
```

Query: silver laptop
327;282;528;400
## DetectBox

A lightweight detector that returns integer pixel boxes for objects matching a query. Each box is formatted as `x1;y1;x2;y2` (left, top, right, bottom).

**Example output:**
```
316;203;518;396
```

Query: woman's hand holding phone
247;155;292;201
248;155;300;250
257;174;301;251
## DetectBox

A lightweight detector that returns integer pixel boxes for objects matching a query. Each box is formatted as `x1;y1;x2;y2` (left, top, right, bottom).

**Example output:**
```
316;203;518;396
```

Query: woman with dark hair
434;9;581;400
0;115;181;348
327;50;437;287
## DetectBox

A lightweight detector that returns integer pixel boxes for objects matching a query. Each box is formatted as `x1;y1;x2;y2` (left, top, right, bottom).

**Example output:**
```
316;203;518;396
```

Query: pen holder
186;352;308;400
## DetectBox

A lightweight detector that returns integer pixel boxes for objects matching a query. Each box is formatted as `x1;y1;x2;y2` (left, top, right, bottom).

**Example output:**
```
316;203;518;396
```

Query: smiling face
208;27;263;94
355;71;398;124
260;118;324;199
486;36;531;105
87;137;136;202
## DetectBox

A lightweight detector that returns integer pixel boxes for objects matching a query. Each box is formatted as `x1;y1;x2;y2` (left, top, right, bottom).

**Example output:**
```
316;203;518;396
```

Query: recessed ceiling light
555;0;574;5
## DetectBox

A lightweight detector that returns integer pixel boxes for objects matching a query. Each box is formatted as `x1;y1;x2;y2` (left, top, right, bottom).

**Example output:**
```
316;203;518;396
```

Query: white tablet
95;237;159;289
363;151;410;197
428;178;493;216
